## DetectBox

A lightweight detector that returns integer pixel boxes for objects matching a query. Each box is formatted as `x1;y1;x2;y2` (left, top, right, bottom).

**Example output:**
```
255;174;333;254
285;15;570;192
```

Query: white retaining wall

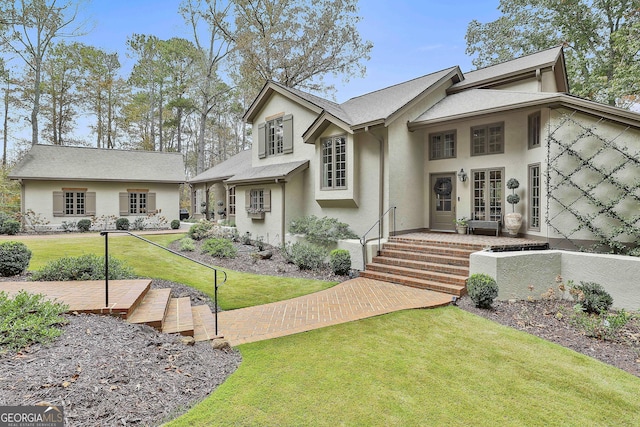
470;250;640;310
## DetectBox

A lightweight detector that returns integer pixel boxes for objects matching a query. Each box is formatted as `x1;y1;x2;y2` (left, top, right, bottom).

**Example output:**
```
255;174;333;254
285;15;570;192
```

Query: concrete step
371;256;469;276
162;297;195;337
192;305;223;342
127;288;172;329
365;263;468;286
359;270;466;297
379;249;469;266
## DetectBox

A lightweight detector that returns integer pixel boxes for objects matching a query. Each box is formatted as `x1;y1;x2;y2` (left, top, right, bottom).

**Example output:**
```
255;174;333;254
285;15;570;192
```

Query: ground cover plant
31;253;135;281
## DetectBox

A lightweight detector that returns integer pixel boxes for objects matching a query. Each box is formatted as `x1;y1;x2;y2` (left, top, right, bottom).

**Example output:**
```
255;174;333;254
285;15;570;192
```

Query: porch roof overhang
189;150;252;185
225;160;309;185
408;90;640;131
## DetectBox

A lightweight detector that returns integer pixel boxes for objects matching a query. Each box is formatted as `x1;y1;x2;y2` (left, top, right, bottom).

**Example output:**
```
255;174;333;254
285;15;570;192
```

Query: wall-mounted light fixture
457;168;467;182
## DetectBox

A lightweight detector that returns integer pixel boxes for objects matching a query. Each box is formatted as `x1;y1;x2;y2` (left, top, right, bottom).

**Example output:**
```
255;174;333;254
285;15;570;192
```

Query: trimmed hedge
32;254;135;281
466;273;498;309
0;241;32;277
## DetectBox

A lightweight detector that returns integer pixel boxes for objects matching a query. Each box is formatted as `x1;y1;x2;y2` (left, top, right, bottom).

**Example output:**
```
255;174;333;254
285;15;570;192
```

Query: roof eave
243;82;323;124
303;112;353;143
225;161;309;185
8;176;186;184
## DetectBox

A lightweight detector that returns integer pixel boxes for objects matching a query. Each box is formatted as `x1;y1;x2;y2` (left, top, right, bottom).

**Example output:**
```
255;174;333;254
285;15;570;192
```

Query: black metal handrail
100;231;227;335
360;206;396;270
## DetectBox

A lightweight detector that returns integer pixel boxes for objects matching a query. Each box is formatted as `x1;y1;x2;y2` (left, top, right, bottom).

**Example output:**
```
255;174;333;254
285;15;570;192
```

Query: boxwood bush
115;217;130;230
0;241;32;277
77;219;92;232
201;238;237;258
290;242;327;271
571;281;613;314
330;249;351;275
170;219;181;229
466;273;498;309
31;254;135;281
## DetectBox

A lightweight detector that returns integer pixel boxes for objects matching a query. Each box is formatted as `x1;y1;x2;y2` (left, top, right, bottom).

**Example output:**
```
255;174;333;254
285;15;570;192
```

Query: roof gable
450;46;568;93
9;145;186;183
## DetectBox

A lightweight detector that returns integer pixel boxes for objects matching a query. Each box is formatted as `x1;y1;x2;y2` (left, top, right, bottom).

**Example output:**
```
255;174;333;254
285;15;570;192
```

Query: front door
430;173;456;232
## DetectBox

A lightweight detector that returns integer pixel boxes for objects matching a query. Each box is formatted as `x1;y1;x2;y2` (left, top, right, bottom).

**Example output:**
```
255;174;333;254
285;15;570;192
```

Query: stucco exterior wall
21;180;181;228
234;183;284;246
470;249;640;310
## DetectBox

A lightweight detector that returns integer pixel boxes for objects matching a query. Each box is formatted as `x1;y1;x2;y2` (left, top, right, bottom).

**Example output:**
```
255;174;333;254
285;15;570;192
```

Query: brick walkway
218;277;453;346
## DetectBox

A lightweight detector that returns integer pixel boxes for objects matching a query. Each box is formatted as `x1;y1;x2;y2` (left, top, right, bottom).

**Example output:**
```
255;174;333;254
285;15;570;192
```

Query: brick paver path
218;277;453;346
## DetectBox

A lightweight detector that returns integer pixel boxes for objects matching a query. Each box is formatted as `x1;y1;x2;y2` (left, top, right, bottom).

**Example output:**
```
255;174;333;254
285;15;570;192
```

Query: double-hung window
472;122;504;156
119;190;155;216
322;135;347;189
472;168;503;221
429;131;456;160
258;114;293;158
53;189;95;217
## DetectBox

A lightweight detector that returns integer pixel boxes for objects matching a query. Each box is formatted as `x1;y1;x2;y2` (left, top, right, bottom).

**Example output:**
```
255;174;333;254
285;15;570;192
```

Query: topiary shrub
170;219;181;229
330;249;351;275
0;241;32;277
76;219;92;232
466;273;498;309
290;242;327;270
115;217;130;230
2;219;21;235
188;221;215;240
31;254;135;281
571;281;613;314
0;290;69;351
201;238;237;258
179;237;196;252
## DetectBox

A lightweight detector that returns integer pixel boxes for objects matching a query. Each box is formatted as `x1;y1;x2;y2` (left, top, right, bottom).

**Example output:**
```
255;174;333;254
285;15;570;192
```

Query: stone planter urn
504;212;522;236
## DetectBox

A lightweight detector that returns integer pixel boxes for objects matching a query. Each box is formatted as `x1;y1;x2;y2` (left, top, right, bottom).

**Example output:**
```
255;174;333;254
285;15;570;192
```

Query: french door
472;168;503;221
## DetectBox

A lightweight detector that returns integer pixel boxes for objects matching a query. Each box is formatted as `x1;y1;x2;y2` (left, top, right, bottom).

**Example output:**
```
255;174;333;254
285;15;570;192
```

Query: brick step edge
127;288;172;329
382;243;477;257
371;256;469;276
162;297;195;337
192;305;223;342
389;237;485;251
365;263;467;286
360;271;466;297
379;249;470;266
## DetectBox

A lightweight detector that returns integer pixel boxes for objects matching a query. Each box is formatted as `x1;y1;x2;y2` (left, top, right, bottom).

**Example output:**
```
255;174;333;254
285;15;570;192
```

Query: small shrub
0;290;69;351
240;232;252;245
570;308;631;341
201;238;237;258
255;236;265;251
60;220;77;232
188;221;215;240
0;241;32;277
290;242;327;270
570;281;613;314
76;219;92;232
179;237;196;252
31;254;135;281
280;242;294;264
2;219;21;235
330;249;351;275
170;219;181;229
466;273;498;309
131;217;145;230
115;217;130;230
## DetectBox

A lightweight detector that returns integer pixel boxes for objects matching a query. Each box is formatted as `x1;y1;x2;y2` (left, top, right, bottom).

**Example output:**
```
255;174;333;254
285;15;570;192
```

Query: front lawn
169;307;640;426
0;233;336;309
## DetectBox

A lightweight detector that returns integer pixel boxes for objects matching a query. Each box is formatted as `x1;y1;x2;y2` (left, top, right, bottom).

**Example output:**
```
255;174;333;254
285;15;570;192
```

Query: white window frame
321;135;347;190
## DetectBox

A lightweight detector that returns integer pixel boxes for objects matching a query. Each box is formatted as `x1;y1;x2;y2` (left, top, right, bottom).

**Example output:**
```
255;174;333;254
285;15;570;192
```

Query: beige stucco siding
21;180;181;227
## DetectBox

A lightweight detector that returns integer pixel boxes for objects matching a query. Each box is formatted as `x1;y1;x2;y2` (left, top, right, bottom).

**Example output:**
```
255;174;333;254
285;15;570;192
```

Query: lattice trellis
546;111;640;254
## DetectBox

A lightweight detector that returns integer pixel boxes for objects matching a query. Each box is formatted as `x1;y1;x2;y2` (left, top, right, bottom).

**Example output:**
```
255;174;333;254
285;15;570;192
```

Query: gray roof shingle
225;160;309;184
9;144;185;183
190;150;252;184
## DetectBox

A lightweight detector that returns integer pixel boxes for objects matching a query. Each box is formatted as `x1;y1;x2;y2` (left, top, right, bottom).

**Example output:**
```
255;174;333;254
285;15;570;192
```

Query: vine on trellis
546;112;640;255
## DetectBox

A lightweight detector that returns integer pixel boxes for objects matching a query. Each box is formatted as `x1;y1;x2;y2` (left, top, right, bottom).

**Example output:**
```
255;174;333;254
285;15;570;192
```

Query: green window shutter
283;114;293;154
119;192;129;216
148;192;156;213
258;122;266;158
263;189;271;212
53;191;64;217
86;192;96;216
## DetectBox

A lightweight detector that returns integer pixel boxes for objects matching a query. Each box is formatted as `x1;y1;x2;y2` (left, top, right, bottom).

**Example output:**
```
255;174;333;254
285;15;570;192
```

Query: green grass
0;233;336;310
169;307;640;426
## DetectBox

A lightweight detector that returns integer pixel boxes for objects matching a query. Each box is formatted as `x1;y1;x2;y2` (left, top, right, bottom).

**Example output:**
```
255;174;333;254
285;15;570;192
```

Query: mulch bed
1;237;639;425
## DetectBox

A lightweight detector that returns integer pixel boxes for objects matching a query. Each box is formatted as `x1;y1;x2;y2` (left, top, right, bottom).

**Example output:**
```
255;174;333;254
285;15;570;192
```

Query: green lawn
169;308;640;426
3;233;640;426
0;233;336;309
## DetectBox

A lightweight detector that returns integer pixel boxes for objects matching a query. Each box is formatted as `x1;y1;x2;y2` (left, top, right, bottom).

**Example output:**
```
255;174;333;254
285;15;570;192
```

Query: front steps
126;288;220;341
360;237;485;297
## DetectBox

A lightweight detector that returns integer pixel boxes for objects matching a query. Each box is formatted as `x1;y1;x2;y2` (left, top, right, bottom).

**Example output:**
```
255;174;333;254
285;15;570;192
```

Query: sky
78;0;503;102
4;0;503;156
